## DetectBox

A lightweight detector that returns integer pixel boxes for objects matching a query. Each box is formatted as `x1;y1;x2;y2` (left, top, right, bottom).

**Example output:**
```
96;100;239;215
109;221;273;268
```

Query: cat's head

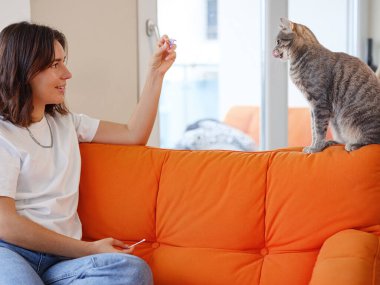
273;18;319;61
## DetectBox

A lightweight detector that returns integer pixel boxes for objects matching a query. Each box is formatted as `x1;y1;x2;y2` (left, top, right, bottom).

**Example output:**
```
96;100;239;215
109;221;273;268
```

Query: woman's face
30;40;72;109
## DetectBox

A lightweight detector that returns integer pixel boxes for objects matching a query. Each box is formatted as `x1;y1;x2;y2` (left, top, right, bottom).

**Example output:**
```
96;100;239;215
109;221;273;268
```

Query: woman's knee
128;255;153;285
0;247;44;285
92;253;153;285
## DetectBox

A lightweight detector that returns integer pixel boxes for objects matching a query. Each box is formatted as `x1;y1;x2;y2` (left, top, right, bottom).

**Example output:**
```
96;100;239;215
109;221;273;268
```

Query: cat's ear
280;17;294;32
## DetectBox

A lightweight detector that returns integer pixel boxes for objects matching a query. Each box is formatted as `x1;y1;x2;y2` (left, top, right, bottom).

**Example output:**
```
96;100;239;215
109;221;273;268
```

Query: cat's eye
276;39;280;45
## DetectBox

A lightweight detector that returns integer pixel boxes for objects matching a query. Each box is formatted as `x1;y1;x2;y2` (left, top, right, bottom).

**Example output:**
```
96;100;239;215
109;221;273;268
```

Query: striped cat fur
273;18;380;153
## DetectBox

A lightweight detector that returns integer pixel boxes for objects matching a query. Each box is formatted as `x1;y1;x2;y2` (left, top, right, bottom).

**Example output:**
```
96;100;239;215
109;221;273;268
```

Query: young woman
0;21;176;284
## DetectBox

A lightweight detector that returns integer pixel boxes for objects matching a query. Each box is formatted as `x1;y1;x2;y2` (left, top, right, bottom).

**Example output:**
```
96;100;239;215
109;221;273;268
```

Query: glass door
156;0;364;150
157;0;262;150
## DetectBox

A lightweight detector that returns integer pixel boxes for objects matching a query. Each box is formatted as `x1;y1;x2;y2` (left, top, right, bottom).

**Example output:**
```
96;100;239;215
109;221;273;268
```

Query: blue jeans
0;240;153;285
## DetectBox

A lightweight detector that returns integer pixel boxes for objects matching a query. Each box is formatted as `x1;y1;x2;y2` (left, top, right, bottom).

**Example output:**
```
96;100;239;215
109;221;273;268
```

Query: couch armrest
309;229;380;285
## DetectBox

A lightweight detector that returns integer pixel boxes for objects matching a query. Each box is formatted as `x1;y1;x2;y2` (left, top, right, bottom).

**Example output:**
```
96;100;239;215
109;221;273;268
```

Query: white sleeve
0;137;20;198
70;113;100;143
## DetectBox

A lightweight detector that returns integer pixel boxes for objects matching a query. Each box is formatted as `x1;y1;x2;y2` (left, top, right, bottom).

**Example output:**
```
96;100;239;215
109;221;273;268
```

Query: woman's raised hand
149;35;177;76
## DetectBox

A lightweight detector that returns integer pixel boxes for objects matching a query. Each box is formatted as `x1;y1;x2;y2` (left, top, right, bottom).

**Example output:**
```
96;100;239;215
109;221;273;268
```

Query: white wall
30;0;139;124
0;0;30;30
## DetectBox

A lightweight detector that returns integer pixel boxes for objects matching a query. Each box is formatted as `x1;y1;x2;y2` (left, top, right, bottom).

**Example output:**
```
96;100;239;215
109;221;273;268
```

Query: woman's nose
62;65;72;80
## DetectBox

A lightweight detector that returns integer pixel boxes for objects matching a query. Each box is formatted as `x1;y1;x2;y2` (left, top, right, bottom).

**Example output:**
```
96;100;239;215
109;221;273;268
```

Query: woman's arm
92;35;176;145
0;197;133;257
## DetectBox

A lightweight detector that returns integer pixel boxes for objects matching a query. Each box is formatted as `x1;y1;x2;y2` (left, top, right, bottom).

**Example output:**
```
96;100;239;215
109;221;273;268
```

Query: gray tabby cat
273;18;380;153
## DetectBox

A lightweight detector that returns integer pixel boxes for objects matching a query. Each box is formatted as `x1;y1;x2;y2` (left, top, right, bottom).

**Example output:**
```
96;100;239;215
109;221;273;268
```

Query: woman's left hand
149;35;177;76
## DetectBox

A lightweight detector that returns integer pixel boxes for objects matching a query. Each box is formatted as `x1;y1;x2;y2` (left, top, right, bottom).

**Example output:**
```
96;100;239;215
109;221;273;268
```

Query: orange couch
78;143;380;285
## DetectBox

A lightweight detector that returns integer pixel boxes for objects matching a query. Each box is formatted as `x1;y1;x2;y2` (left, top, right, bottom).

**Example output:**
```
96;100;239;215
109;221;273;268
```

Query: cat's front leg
303;107;331;153
303;140;338;153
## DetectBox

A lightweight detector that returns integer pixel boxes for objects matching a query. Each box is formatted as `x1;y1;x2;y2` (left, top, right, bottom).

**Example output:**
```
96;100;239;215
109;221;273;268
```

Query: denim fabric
0;240;153;285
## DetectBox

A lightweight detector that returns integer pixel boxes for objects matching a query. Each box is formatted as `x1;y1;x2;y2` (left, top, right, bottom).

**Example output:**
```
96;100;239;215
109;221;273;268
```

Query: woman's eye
51;63;59;68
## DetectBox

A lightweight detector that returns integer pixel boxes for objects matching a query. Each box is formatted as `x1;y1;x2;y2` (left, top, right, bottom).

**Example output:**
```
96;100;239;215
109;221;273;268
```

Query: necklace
26;117;53;148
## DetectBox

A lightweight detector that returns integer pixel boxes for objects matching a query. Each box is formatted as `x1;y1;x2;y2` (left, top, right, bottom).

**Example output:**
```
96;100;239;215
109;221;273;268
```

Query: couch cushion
78;144;167;241
266;146;380;251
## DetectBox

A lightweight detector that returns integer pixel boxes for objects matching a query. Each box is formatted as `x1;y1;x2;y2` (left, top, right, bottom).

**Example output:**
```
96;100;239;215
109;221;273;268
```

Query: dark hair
0;22;69;127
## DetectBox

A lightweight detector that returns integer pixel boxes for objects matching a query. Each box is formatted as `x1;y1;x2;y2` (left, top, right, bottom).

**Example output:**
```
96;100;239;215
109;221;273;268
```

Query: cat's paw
303;141;335;153
345;143;365;152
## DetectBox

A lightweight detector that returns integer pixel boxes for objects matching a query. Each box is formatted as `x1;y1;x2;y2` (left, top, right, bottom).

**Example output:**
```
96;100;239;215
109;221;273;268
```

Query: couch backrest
78;144;380;285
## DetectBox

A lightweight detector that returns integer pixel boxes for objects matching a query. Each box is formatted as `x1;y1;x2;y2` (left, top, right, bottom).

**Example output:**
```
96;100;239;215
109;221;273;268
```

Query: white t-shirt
0;113;99;239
